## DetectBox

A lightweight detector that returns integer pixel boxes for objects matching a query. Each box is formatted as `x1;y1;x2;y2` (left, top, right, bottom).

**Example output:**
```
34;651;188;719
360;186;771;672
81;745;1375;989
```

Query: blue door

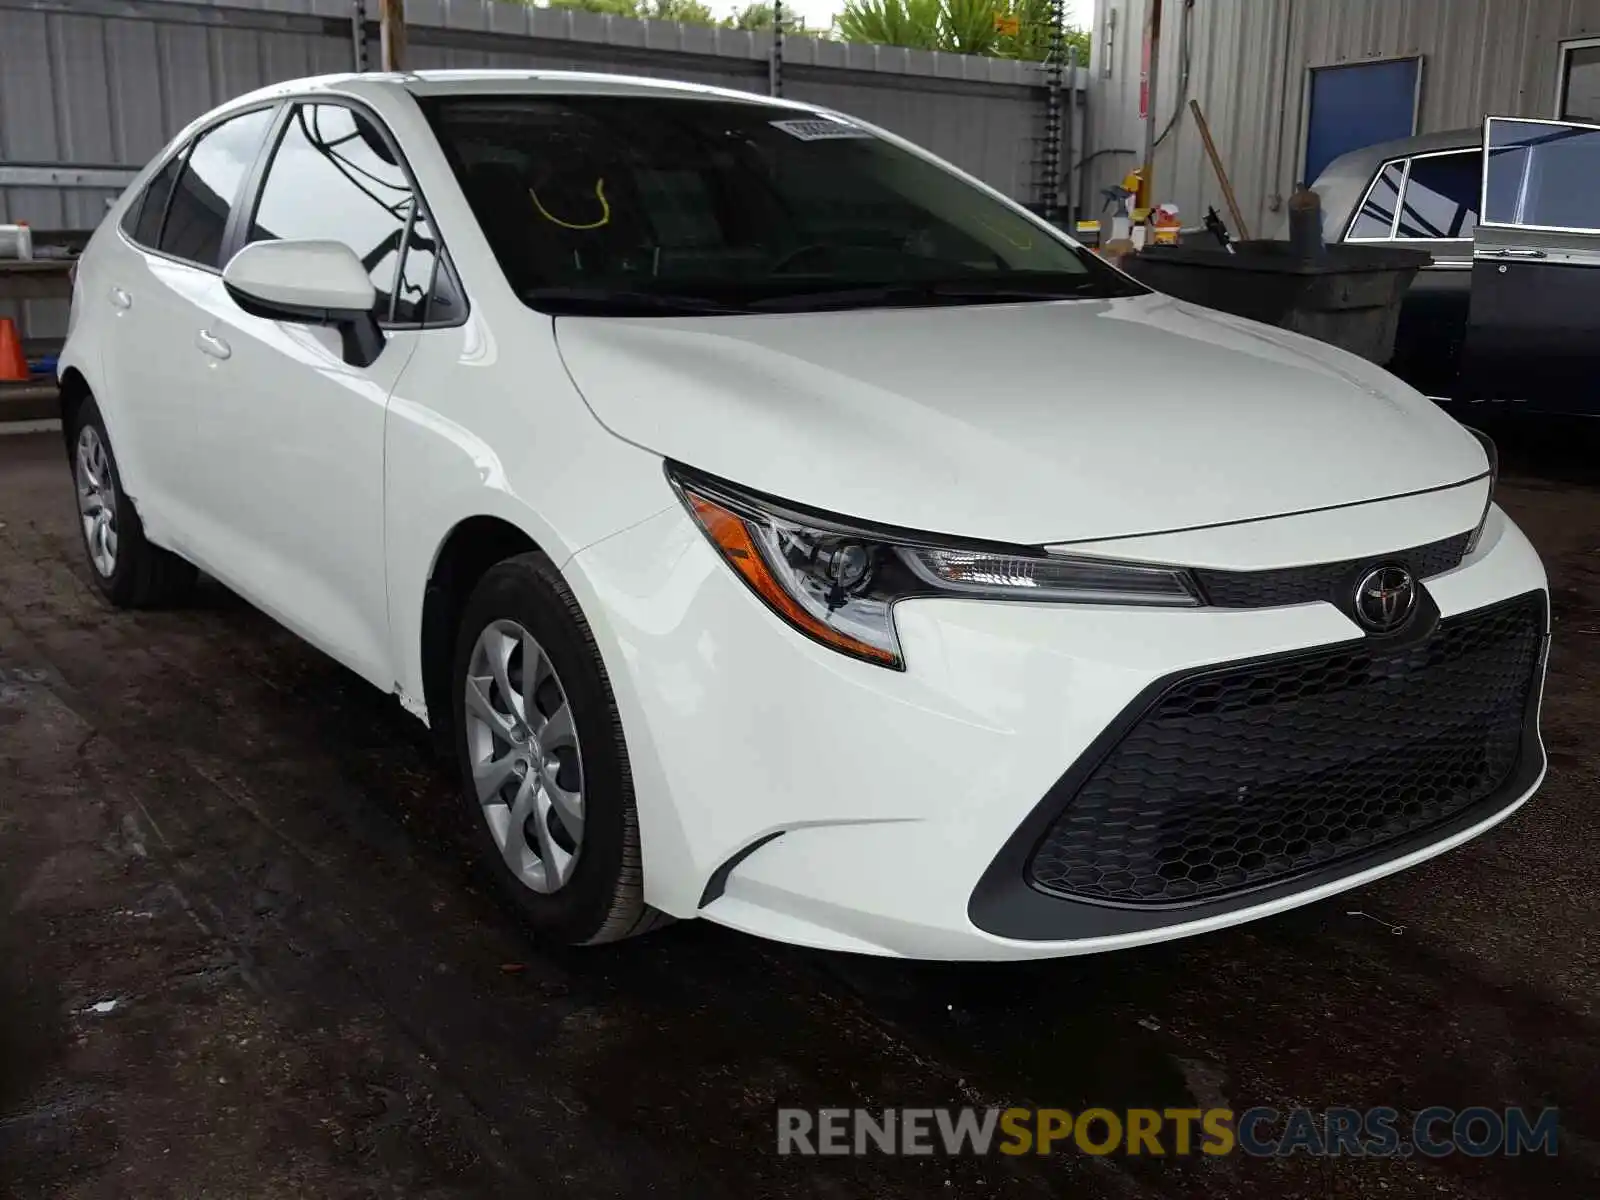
1304;59;1420;183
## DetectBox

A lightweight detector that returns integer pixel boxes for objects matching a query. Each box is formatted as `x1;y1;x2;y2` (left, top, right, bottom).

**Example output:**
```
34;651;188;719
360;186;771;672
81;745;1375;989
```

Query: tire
451;551;666;945
69;395;198;608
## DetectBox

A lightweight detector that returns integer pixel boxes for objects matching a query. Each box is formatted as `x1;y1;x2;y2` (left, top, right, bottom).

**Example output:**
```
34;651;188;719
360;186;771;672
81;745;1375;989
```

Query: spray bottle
1100;185;1136;261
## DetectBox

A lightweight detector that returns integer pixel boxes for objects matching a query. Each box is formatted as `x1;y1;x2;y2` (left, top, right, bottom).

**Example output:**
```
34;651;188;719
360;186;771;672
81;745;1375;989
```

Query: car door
1343;149;1477;399
97;105;278;542
170;99;428;688
1459;116;1600;413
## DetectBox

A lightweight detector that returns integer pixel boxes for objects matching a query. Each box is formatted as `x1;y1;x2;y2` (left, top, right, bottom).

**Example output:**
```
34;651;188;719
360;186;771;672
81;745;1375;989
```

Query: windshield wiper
521;287;745;316
744;278;1115;313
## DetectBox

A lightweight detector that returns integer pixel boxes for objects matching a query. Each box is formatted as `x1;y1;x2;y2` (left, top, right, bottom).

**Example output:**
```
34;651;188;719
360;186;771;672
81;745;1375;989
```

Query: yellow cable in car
528;178;611;230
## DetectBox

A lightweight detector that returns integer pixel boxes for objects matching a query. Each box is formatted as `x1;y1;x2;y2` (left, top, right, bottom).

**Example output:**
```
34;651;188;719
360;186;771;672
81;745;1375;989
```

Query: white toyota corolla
58;70;1548;959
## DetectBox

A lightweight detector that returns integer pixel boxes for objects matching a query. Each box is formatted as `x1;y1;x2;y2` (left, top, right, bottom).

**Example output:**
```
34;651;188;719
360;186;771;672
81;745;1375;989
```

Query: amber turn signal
683;491;902;667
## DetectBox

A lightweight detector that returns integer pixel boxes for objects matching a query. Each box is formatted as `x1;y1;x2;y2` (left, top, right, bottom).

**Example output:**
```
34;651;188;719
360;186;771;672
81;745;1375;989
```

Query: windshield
423;95;1145;315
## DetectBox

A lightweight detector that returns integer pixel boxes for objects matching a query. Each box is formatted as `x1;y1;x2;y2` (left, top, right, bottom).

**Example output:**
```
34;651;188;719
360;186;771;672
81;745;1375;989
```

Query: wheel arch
418;514;546;754
58;366;92;452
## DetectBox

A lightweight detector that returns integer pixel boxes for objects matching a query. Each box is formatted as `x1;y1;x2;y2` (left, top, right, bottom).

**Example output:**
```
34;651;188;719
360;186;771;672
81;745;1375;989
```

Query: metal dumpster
1122;240;1431;365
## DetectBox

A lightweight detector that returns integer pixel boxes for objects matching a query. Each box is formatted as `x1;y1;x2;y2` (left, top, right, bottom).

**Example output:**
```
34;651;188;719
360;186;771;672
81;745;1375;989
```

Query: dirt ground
2;417;1598;1200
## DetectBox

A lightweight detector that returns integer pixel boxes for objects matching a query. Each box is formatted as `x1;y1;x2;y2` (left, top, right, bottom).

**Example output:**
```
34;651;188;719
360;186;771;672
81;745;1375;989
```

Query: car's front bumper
567;500;1547;960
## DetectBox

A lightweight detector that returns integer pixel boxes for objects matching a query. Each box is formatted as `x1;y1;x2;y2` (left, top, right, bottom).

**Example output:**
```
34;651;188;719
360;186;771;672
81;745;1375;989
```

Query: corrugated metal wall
1086;0;1600;237
0;0;1083;342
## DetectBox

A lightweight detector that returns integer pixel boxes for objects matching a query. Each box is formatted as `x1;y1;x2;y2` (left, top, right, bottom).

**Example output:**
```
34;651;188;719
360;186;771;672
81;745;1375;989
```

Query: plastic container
0;222;33;260
1152;204;1182;246
1121;240;1431;364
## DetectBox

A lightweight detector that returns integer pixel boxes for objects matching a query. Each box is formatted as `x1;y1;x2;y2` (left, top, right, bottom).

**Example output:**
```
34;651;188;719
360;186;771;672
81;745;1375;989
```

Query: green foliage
832;0;1089;63
834;0;943;51
651;0;717;21
725;1;806;31
546;0;650;16
540;0;1079;54
543;0;804;30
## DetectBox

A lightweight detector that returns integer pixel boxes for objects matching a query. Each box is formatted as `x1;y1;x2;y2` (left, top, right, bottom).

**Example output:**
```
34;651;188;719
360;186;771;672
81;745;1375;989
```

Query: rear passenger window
247;104;413;317
122;153;184;248
1396;152;1479;239
1347;161;1403;239
159;107;275;268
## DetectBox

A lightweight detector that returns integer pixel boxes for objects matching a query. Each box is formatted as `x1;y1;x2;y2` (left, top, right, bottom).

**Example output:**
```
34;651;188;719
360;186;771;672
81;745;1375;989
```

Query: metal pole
380;0;406;71
1064;45;1079;227
1139;0;1163;212
1077;74;1091;221
1190;98;1251;239
769;0;784;97
1040;0;1064;223
351;0;369;72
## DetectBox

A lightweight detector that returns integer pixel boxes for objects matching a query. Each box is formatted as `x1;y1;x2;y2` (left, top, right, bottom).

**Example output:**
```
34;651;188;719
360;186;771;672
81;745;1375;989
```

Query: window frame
1555;36;1600;121
1343;158;1408;242
1392;147;1481;242
236;95;468;331
1299;54;1424;187
1343;146;1480;247
120;148;184;248
117;100;284;273
1478;112;1600;235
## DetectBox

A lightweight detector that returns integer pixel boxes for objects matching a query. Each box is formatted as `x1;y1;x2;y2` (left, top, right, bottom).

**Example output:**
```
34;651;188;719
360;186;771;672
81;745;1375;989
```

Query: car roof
214;68;819;116
401;68;811;105
1312;127;1481;235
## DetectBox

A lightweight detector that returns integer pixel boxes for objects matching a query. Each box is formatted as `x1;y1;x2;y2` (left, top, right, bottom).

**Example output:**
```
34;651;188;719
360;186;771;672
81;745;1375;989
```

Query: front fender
381;312;677;717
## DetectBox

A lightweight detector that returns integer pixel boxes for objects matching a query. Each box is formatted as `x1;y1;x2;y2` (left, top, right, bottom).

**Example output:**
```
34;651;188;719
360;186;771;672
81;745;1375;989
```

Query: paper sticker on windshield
770;117;871;141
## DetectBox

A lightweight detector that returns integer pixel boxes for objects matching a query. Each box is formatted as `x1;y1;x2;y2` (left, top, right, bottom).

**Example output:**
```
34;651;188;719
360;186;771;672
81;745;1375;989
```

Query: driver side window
247;103;413;318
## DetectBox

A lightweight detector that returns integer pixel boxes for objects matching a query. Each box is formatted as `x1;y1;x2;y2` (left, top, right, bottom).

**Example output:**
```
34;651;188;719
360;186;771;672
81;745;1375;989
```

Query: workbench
0;248;76;422
0;257;73;303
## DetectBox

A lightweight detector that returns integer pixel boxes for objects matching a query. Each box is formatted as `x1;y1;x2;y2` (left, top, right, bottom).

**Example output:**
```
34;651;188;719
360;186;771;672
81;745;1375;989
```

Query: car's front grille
1027;592;1545;906
1193;531;1472;609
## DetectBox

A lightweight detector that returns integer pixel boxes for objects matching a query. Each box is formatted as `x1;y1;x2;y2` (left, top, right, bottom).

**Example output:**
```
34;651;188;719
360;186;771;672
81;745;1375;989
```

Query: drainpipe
1065;45;1079;225
770;0;784;97
1139;0;1163;211
1268;0;1297;216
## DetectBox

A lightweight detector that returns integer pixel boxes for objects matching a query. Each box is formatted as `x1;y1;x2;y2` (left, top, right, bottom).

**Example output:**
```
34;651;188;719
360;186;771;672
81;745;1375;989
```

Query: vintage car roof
1311;127;1481;236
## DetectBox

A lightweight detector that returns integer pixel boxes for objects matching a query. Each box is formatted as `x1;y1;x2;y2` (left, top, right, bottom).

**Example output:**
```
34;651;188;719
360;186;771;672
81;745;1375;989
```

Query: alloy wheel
464;619;585;893
75;425;119;578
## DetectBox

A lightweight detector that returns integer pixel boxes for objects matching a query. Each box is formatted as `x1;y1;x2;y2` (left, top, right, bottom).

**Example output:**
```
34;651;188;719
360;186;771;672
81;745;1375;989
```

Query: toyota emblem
1354;565;1417;632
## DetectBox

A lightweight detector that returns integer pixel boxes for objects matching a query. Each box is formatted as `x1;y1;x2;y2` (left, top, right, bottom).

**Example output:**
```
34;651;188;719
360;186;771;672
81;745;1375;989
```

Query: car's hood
554;293;1488;545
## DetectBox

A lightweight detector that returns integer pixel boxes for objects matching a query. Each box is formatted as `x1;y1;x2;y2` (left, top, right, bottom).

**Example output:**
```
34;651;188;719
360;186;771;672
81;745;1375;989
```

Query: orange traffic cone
0;318;27;381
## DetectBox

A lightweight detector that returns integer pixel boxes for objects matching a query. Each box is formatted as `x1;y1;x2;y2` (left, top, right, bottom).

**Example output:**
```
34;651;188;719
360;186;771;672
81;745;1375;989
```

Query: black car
1314;115;1600;413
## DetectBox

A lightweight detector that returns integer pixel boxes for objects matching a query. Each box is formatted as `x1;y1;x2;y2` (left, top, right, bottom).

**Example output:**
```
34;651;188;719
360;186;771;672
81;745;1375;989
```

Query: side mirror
222;239;384;367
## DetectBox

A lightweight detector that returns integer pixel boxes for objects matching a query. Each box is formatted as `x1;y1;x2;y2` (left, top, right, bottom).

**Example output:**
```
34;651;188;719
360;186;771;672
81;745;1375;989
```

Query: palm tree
834;0;1089;63
833;0;944;51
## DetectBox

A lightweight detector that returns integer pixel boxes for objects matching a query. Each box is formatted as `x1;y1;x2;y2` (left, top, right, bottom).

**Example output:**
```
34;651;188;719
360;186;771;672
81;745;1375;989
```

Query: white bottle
0;223;32;260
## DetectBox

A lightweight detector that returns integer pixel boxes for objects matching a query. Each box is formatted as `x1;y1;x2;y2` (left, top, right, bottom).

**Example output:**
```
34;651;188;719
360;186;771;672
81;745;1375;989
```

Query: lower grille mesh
1027;593;1544;906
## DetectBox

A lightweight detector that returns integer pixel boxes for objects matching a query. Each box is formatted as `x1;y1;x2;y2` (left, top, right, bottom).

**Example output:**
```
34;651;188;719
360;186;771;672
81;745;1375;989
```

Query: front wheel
451;552;666;945
70;395;197;608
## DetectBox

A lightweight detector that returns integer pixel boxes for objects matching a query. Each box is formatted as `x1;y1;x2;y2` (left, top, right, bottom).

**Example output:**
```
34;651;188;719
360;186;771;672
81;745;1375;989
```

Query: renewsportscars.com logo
777;1106;1560;1159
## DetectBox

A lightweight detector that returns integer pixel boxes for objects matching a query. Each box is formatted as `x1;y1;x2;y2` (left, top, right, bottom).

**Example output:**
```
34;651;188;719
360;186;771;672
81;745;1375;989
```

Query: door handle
109;286;132;310
1485;248;1547;259
195;329;232;361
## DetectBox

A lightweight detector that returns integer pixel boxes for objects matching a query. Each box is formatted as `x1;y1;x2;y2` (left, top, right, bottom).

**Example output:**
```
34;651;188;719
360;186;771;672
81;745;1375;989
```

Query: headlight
668;465;1200;670
1463;426;1499;554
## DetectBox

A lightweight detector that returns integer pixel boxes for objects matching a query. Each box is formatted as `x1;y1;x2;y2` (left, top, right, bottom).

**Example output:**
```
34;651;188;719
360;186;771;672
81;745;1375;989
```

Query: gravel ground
2;418;1597;1200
